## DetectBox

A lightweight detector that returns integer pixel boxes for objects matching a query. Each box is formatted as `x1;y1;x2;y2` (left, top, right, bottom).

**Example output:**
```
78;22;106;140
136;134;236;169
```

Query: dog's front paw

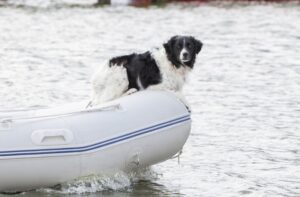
124;88;138;96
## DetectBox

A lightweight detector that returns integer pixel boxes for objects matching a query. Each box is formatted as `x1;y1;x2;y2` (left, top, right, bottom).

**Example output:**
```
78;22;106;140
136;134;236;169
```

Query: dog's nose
183;52;188;58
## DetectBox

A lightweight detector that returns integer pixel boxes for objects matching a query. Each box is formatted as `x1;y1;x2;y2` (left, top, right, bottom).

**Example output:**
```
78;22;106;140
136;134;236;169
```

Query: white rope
171;149;183;164
0;104;121;123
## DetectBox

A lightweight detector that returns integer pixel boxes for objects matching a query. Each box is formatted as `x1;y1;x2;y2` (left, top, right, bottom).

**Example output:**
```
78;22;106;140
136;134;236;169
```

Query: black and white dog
90;35;202;106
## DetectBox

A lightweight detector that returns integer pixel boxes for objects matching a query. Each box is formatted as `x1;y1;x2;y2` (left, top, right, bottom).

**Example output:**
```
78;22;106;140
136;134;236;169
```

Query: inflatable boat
0;91;191;192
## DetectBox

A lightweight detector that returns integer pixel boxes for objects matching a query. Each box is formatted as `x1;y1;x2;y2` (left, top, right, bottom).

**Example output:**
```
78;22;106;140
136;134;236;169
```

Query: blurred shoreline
99;0;300;7
1;0;300;8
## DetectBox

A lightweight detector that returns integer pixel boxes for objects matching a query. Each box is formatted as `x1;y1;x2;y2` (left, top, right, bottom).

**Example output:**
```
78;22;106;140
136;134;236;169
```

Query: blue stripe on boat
0;115;190;158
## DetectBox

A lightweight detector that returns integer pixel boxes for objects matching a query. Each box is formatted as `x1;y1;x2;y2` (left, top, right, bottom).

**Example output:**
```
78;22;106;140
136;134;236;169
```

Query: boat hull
0;91;191;191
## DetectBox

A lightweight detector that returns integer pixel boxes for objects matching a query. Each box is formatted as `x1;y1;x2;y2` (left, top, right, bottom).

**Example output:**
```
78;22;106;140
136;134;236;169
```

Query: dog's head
163;35;203;69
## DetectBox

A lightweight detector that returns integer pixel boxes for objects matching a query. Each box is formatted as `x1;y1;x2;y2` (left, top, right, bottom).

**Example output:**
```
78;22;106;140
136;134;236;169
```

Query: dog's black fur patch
109;52;161;90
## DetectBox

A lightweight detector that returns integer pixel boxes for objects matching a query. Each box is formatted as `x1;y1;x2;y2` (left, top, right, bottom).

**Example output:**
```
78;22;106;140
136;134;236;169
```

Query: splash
38;168;158;194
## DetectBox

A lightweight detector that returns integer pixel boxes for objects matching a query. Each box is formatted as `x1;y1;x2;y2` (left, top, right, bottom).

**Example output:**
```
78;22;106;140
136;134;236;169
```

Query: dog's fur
90;35;202;106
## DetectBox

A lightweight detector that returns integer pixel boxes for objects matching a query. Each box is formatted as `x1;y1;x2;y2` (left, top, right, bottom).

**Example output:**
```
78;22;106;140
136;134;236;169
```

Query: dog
89;35;203;107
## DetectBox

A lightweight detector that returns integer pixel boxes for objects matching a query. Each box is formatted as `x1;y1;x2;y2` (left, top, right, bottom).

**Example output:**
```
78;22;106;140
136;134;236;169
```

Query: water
0;1;300;196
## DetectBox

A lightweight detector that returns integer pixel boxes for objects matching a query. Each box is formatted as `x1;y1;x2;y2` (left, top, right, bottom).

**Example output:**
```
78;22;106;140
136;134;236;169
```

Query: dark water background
0;1;300;196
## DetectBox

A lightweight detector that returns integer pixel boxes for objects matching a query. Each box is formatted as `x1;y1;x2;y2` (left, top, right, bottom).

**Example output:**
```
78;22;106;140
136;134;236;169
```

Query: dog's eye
186;43;191;49
177;45;181;49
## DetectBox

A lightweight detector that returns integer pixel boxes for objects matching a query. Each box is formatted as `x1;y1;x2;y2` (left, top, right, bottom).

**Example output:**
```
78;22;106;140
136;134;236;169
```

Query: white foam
38;168;158;194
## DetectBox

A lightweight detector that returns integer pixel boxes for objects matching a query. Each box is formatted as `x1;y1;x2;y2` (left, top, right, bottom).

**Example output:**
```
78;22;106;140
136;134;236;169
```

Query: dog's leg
91;63;129;105
124;88;138;96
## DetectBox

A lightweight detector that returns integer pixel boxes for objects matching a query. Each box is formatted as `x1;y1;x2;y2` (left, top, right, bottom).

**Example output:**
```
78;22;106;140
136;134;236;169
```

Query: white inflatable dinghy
0;91;191;192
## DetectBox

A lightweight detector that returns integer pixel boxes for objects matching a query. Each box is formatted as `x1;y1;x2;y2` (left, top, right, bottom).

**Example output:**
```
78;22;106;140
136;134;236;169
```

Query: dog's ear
163;35;178;54
191;37;203;54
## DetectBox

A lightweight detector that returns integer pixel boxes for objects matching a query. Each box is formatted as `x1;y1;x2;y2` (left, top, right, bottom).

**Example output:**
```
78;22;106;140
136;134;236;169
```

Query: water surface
0;1;300;196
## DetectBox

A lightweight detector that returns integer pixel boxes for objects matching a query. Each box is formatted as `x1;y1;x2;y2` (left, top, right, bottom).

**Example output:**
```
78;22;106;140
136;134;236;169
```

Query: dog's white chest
161;66;187;91
153;49;190;91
